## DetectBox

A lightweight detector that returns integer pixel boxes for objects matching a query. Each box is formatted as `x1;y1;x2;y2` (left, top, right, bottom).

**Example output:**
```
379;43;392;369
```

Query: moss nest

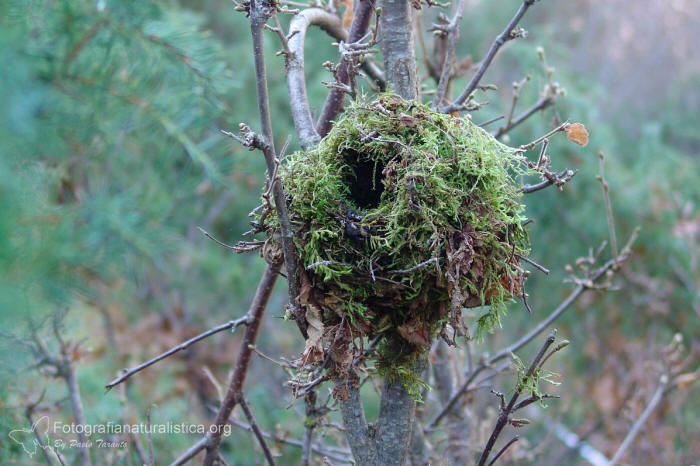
264;94;531;379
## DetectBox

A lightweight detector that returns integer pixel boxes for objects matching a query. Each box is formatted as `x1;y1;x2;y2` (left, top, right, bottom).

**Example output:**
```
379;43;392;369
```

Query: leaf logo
8;415;52;458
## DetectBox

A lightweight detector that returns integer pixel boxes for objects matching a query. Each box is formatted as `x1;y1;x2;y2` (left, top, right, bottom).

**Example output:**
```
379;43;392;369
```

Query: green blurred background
1;0;698;464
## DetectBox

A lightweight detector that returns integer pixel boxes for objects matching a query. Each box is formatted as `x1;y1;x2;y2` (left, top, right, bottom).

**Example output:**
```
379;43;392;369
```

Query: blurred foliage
0;0;698;464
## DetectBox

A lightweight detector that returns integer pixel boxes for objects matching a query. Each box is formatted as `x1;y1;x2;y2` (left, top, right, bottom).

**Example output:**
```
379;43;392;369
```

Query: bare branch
317;0;379;136
105;316;249;389
301;391;316;466
285;8;347;149
493;95;554;138
378;0;419;100
476;330;558;466
443;0;538;113
431;0;465;109
221;411;352;463
520;169;577;194
597;152;619;265
375;353;428;465
169;436;209;466
487;436;519;466
200;262;282;465
429;246;637;429
239;395;277;465
246;0;306;338
337;371;378;464
607;375;669;466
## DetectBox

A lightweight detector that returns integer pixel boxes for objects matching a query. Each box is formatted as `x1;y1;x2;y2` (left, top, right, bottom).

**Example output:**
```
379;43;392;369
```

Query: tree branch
428;250;635;429
607;375;669;466
285;8;347;149
477;330;558;466
337;371;378;465
239;394;277;465
431;0;465;109
247;0;306;338
375;353;428;465
378;0;419;99
433;341;472;464
317;0;378;137
105;316;249;389
200;262;281;465
443;0;538;113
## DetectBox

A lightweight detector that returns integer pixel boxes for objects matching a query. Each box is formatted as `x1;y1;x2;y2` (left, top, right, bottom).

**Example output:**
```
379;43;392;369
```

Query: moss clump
265;94;530;381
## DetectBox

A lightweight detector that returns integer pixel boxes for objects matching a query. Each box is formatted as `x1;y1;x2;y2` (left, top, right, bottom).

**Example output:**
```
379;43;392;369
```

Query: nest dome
265;95;530;378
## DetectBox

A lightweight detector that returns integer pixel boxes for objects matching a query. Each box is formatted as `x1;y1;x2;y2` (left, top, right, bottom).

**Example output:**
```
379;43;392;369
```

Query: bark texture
378;0;419;100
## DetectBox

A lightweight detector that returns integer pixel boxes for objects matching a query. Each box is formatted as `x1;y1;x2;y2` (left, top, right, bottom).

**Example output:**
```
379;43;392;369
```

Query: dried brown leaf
301;305;324;365
565;123;589;146
397;319;430;346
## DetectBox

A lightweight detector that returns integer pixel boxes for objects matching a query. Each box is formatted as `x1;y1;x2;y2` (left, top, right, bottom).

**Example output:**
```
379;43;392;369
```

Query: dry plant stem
443;0;537;113
487;437;519;466
429;254;629;428
25;402;60;466
65;364;91;466
317;0;378;137
199;262;281;465
32;320;91;466
146;408;155;466
607;375;669;466
379;0;418;99
431;0;465;109
170;437;209;466
286;9;347;149
105;316;249;389
224;415;352;463
520;169;576;194
476;331;557;466
239;395;277;465
249;0;305;338
597;152;619;264
493;95;553;139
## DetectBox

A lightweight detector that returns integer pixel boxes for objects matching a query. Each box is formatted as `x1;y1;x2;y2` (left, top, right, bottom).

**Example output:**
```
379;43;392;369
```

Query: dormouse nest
263;94;531;386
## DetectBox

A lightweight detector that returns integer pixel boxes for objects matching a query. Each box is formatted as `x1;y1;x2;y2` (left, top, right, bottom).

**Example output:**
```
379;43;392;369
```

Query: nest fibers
264;94;531;386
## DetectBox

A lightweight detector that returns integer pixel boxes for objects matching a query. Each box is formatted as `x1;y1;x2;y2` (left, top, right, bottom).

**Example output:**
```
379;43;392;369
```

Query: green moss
265;94;531;386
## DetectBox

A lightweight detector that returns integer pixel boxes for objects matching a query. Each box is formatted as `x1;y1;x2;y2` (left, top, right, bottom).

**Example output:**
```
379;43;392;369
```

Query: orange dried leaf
565;123;589;146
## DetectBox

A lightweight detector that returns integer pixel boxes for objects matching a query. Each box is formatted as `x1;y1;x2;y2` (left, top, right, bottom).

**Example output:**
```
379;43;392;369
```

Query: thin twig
169;436;209;466
301;391;317;466
597;152;619;265
146;408;155;466
517;254;550;275
431;0;466;109
477;331;558;466
221;411;353;463
200;262;281;465
105;316;249;389
607;375;669;466
239;395;277;465
317;0;379;136
429;249;635;428
443;0;538;113
487;436;519;466
492;95;554;139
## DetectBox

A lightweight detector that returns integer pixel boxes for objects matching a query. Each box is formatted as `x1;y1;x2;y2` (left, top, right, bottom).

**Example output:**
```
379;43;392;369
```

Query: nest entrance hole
343;148;385;209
